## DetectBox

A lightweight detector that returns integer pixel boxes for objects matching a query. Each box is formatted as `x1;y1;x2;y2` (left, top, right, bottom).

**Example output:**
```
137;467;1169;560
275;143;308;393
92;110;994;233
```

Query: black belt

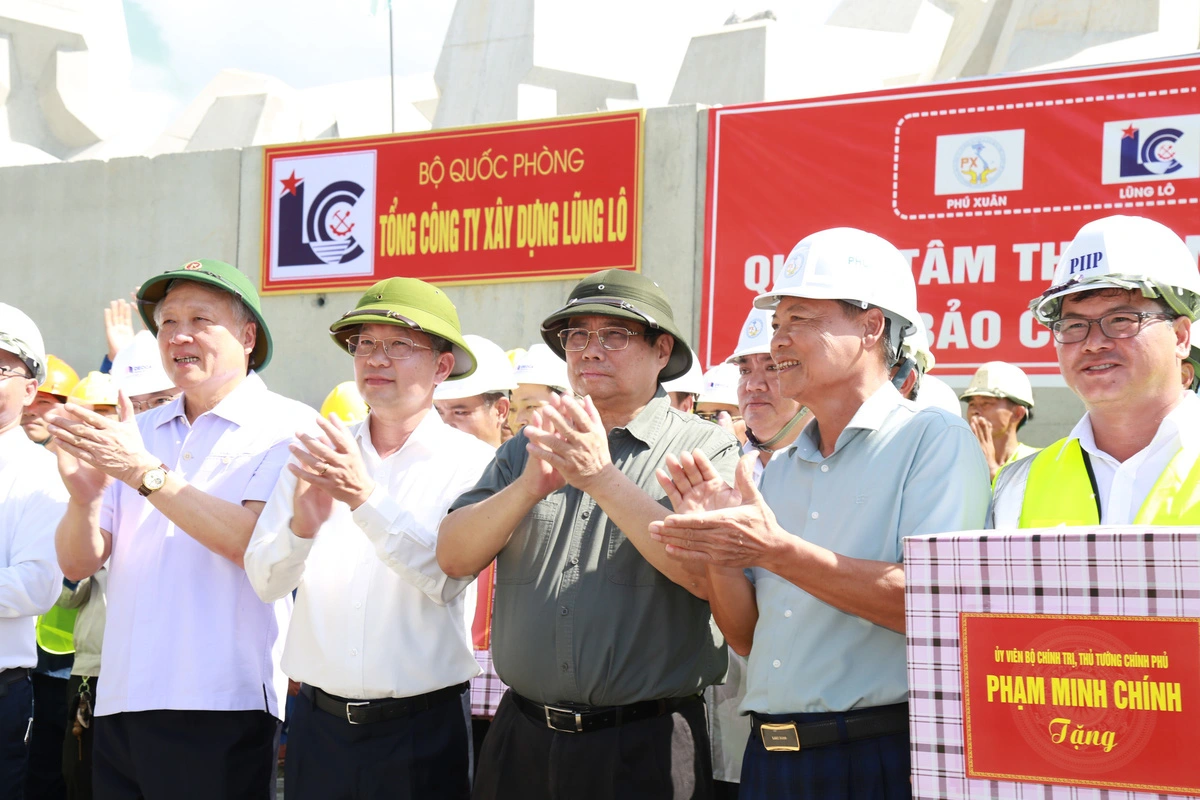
300;682;467;725
751;703;909;752
510;690;701;734
0;667;31;697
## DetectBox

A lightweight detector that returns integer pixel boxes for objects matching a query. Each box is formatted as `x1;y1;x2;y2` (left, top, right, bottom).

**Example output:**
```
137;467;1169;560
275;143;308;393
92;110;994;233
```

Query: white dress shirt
98;373;316;718
0;427;67;670
1071;390;1200;524
245;408;495;700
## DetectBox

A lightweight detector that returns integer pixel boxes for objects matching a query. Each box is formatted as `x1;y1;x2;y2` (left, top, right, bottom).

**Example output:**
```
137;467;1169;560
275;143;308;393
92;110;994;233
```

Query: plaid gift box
905;528;1200;800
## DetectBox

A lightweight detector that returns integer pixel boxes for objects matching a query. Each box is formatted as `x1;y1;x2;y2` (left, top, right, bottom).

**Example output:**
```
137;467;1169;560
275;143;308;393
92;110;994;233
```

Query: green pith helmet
540;269;692;382
328;278;477;379
136;259;273;371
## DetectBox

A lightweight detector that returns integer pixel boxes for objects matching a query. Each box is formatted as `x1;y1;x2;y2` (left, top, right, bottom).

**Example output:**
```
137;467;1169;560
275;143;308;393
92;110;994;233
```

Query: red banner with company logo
260;111;642;294
702;55;1200;375
961;613;1200;795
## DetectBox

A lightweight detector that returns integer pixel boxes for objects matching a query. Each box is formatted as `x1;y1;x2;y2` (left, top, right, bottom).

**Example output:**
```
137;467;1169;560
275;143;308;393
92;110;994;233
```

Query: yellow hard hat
505;348;526;369
320;381;368;424
39;355;79;399
67;371;120;408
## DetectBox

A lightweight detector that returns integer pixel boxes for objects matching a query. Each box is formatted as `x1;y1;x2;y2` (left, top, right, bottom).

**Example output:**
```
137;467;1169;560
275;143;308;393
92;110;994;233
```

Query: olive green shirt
451;391;739;706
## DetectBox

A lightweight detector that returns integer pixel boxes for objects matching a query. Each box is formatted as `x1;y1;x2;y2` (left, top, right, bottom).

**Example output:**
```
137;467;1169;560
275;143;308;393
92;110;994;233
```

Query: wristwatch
138;464;170;497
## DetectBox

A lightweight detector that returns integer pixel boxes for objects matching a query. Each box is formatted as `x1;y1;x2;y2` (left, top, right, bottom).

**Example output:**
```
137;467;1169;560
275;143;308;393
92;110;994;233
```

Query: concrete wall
3;105;706;411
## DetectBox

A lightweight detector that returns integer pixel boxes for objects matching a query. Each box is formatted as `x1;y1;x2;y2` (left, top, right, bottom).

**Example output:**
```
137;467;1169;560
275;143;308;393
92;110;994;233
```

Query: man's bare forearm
438;483;541;578
56;500;110;582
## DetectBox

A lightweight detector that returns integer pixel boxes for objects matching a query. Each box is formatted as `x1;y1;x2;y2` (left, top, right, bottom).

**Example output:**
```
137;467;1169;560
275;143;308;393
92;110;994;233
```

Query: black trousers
61;675;98;800
472;691;714;800
0;674;34;800
93;709;279;800
26;672;69;800
284;683;471;800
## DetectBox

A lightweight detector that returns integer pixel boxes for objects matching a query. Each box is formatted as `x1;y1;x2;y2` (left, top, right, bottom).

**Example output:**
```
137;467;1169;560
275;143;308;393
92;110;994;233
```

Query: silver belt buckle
543;704;584;733
345;700;370;725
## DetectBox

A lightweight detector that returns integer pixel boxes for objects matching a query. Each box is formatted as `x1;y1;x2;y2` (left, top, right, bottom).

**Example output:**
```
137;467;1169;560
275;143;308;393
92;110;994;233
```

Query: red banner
961;613;1200;795
702;56;1200;375
261;111;642;294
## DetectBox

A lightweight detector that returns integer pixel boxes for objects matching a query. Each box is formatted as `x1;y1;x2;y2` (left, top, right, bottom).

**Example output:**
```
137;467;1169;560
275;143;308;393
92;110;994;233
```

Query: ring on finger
318;462;330;476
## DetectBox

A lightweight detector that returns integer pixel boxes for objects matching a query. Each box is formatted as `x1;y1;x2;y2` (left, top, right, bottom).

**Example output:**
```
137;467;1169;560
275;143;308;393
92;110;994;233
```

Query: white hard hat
0;303;46;383
900;315;935;374
755;227;919;354
111;331;175;397
913;375;962;418
513;343;570;393
726;307;773;362
1031;215;1200;324
698;363;740;407
661;352;703;395
960;361;1035;409
435;335;518;400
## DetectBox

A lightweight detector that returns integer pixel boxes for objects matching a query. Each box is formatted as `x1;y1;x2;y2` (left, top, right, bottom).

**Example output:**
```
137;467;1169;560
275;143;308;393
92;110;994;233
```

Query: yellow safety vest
35;605;77;655
1019;438;1200;527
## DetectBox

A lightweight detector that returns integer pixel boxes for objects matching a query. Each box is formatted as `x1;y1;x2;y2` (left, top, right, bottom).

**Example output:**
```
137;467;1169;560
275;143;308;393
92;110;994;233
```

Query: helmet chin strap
745;406;808;454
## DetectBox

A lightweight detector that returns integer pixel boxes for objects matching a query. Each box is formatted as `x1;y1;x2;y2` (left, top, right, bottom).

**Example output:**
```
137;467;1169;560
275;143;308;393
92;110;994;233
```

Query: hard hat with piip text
960;361;1034;409
435;335;518;400
111;331;174;397
38;355;79;399
0;304;47;383
68;372;119;408
513;344;571;393
698;363;740;407
662;354;703;395
726;307;774;362
1031;215;1200;323
755;228;919;353
320;381;369;424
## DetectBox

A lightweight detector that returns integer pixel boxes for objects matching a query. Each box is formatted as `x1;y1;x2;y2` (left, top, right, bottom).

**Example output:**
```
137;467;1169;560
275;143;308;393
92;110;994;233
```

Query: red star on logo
1121;124;1138;139
280;170;301;195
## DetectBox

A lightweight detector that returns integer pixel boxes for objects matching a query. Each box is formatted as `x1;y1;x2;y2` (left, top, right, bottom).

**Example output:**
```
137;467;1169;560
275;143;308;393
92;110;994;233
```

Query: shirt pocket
605;523;661;587
496;499;558;586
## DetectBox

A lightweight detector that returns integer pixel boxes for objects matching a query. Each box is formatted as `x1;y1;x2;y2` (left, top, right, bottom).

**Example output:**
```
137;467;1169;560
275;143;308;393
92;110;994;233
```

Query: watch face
144;470;167;491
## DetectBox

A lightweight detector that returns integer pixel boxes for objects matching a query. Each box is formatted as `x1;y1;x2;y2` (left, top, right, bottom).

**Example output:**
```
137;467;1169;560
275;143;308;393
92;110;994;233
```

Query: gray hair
154;280;255;333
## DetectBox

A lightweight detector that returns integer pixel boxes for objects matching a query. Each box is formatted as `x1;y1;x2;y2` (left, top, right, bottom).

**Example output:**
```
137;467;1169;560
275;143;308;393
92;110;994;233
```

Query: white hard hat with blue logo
1031;215;1200;324
726;306;774;362
755;227;920;355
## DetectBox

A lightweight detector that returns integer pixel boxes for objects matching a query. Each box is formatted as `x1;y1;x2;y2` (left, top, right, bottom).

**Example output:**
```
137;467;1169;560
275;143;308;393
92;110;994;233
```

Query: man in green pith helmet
439;268;740;800
246;277;495;800
51;258;314;800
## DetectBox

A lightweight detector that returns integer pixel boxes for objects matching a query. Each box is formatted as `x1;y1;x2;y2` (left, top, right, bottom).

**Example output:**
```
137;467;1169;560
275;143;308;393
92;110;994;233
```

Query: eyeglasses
345;334;432;360
695;410;742;424
0;365;30;380
1049;311;1176;344
131;394;178;413
557;327;643;352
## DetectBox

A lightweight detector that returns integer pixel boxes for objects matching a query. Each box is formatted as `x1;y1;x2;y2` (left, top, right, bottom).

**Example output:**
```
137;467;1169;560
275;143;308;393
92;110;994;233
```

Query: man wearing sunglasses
438;269;740;800
51;259;315;799
991;215;1200;528
246;278;495;800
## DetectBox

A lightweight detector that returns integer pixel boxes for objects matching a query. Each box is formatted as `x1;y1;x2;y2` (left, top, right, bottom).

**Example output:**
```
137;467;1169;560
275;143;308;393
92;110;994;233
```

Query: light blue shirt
743;382;989;714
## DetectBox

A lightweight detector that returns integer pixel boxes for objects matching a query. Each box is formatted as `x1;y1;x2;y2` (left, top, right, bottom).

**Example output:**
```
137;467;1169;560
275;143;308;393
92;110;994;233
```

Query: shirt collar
355;405;443;462
153;372;268;429
618;389;671;446
793;381;905;456
1068;390;1200;462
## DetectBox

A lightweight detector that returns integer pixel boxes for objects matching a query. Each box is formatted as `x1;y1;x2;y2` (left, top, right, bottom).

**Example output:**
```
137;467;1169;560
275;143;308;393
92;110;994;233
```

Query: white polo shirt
245;409;494;700
97;372;316;718
0;427;67;670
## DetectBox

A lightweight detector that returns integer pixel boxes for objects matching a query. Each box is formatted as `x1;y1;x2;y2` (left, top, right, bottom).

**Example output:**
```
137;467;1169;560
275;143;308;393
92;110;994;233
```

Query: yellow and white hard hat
39;355;79;399
960;361;1034;409
1031;215;1200;324
320;381;369;424
899;315;935;375
662;353;703;395
435;335;518;400
68;371;119;408
698;363;740;407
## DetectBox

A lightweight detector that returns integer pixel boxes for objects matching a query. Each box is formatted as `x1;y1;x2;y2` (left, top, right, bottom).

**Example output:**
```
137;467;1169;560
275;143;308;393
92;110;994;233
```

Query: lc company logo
269;150;377;281
1102;114;1200;185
